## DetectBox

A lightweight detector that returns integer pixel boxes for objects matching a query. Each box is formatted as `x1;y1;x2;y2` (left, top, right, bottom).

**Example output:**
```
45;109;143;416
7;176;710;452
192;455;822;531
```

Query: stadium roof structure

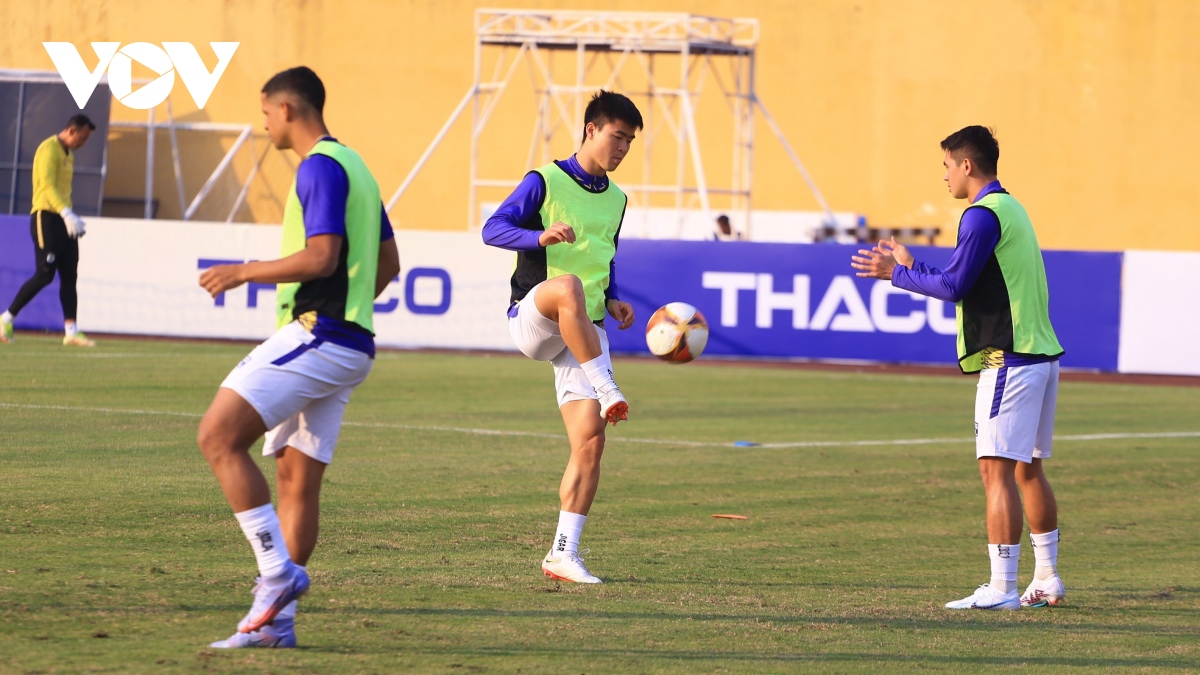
387;8;835;237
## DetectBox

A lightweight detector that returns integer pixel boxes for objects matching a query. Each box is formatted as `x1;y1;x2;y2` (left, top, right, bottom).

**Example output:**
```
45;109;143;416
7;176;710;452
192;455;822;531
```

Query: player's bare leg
197;389;272;512
947;458;1023;610
979;458;1023;545
542;399;607;584
275;447;327;566
558;399;606;516
1016;458;1065;606
197;388;308;633
1015;458;1057;533
533;275;627;425
534;275;602;363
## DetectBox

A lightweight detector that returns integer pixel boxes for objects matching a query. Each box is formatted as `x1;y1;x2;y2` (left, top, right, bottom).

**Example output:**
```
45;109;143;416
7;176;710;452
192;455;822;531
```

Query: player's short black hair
716;214;730;225
581;90;643;143
65;114;95;131
262;66;326;116
941;125;999;176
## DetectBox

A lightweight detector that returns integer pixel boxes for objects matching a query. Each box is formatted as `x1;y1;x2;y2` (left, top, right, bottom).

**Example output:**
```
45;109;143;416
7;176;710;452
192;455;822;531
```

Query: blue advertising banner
0;215;65;331
0;212;1124;372
607;240;1122;371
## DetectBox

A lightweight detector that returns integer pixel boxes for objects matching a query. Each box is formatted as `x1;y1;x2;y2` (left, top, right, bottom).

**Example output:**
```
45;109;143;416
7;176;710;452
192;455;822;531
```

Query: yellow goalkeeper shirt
30;135;73;213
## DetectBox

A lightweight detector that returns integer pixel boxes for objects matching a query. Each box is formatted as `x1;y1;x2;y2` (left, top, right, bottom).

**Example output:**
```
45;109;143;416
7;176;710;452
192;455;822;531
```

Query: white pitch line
1;402;1197;449
0;402;203;418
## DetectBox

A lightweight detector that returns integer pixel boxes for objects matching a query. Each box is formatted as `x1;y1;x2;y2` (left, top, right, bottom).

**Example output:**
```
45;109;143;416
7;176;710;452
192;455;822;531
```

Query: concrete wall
2;0;1197;251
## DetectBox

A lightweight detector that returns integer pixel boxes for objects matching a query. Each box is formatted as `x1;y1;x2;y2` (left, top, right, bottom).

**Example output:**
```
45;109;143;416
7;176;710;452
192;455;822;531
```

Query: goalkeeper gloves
61;207;86;239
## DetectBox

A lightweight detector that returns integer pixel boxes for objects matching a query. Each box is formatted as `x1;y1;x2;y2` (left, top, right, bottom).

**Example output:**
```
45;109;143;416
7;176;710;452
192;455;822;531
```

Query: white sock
580;354;616;392
64;322;78;337
552;510;587;557
988;543;1020;593
234;504;293;582
1031;529;1059;580
1;311;12;323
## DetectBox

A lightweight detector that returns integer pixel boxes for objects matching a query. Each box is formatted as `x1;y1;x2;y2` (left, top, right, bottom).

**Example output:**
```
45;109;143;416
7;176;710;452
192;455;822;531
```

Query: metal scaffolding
386;9;835;238
109;107;261;222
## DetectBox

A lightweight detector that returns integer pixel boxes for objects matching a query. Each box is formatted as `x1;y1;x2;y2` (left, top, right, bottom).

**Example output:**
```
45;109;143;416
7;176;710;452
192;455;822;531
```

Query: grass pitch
2;334;1198;673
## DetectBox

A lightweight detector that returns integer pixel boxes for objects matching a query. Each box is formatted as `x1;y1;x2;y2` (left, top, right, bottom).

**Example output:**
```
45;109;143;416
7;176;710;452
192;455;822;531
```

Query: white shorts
221;321;373;465
508;282;610;408
975;360;1059;463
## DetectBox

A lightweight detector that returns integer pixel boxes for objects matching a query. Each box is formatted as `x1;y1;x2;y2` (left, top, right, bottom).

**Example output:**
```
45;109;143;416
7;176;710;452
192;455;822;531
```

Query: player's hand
539;221;576;247
879;236;914;268
200;264;247;298
61;207;86;239
851;237;909;280
607;300;635;330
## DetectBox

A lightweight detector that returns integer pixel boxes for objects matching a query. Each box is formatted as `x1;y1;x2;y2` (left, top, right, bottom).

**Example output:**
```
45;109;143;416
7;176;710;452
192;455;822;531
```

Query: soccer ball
645;302;709;363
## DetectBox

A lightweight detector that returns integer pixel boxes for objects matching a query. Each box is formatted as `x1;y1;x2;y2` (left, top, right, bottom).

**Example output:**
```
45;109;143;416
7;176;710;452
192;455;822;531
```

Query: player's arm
376;204;400;298
481;172;575;250
200;154;349;298
605;200;634;330
851;208;999;301
34;140;85;237
200;236;341;297
33;141;67;213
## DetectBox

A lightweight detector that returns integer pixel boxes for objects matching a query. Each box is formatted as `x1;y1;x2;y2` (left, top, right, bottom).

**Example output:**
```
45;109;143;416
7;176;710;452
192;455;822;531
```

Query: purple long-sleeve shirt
891;180;1003;303
482;155;620;301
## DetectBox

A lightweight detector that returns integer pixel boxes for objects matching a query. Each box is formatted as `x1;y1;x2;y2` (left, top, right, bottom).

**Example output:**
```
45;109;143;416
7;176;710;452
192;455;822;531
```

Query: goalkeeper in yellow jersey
1;114;96;346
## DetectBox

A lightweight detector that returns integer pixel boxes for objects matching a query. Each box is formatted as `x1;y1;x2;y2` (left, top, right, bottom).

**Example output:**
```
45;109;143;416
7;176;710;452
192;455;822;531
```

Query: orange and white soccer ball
645;302;709;363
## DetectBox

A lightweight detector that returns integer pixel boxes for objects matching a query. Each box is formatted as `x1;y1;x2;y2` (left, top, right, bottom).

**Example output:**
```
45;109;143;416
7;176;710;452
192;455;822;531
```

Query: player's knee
577;433;605;462
1015;460;1044;485
31;268;55;288
549;275;585;304
977;457;1016;485
196;415;232;459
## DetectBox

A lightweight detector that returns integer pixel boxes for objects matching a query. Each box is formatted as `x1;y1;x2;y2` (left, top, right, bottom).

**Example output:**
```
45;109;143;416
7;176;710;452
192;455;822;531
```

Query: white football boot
595;383;628;426
542;549;602;584
945;583;1020;610
1021;575;1066;607
210;618;296;648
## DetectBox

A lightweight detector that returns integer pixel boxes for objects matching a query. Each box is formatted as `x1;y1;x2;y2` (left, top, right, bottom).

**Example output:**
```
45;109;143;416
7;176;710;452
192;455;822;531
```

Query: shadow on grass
293;644;1200;669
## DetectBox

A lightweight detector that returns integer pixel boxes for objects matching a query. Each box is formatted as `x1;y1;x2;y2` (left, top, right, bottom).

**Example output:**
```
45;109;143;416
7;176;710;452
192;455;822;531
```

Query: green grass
2;334;1199;673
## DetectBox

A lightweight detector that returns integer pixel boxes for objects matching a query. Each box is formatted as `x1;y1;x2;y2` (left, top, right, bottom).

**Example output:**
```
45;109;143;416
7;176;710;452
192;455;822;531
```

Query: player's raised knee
547;274;586;303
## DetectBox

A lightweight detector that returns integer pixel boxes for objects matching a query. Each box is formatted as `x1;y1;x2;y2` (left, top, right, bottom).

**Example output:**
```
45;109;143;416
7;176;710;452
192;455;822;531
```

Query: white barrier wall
1118;250;1200;376
76;218;517;350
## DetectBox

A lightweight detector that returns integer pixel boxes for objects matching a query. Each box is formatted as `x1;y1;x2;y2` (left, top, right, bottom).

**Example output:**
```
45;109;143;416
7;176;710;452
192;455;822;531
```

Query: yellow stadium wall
2;0;1197;251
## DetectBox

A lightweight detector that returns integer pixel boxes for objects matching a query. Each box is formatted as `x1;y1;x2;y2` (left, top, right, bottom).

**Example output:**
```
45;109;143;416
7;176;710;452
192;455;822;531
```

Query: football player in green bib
197;67;400;647
853;126;1066;611
483;91;641;583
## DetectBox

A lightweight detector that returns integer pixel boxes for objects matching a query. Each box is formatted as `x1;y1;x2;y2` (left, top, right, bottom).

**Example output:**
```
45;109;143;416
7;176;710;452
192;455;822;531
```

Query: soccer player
1;114;97;346
482;91;641;584
196;66;400;648
851;126;1066;610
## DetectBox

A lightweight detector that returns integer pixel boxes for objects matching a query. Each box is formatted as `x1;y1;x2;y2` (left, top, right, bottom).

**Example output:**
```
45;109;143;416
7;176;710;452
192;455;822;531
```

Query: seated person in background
713;214;741;241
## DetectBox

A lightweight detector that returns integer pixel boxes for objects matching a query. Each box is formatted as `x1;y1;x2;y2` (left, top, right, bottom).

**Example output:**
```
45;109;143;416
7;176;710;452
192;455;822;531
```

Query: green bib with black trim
276;140;382;332
533;163;626;321
956;191;1064;373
